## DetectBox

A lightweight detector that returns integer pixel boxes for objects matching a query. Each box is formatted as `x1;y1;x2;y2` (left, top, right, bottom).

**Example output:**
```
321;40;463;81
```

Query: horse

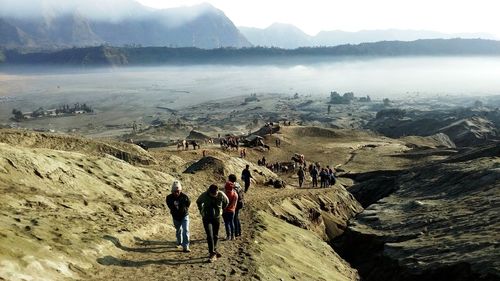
191;140;200;150
177;141;184;150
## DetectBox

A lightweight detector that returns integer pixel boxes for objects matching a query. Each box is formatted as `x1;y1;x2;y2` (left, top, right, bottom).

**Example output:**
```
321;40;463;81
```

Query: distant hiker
166;180;191;252
196;184;229;263
261;156;266;166
275;139;279;147
241;165;253;193
223;175;239;240
233;181;244;238
320;168;328;188
297;167;305;188
328;166;336;186
310;165;318;188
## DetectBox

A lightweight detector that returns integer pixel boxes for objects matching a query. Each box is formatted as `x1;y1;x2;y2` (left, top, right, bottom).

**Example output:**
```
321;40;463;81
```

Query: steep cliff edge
335;144;500;281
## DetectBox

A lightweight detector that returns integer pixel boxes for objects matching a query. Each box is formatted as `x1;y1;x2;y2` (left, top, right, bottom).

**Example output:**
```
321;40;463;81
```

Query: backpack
234;182;244;209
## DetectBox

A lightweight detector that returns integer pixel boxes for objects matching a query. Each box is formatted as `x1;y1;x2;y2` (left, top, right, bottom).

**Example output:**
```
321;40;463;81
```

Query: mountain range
239;23;497;49
0;0;250;49
0;0;497;50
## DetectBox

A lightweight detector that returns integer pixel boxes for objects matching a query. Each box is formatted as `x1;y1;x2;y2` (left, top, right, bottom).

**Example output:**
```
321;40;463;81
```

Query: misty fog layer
1;57;500;109
0;0;217;24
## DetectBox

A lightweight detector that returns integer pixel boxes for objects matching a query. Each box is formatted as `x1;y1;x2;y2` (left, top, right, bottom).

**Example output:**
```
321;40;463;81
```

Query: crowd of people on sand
165;165;253;263
257;153;337;189
305;164;337;188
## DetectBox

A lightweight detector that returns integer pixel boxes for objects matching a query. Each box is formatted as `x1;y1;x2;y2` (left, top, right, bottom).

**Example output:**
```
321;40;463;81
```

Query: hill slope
0;1;250;49
5;38;500;66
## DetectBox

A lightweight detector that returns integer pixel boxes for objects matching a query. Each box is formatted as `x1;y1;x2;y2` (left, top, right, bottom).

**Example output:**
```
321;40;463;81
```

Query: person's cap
171;180;182;192
208;184;218;194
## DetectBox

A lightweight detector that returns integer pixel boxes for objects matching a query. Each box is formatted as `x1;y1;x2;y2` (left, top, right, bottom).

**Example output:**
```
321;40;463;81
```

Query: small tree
383;98;391;107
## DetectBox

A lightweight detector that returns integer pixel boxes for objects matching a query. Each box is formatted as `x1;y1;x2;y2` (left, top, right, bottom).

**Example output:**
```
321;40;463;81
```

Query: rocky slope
0;142;174;280
335;143;500;281
367;107;500;147
0;127;498;281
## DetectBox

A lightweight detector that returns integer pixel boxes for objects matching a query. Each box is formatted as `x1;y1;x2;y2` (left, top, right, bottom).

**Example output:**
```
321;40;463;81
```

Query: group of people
290;160;338;188
165;166;252;263
308;164;336;188
220;136;240;150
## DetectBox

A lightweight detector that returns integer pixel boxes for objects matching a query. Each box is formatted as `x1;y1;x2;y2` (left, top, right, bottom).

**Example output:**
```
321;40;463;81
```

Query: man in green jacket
196;184;229;262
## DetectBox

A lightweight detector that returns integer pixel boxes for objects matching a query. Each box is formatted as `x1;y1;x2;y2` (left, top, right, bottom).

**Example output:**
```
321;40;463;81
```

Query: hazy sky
137;0;500;36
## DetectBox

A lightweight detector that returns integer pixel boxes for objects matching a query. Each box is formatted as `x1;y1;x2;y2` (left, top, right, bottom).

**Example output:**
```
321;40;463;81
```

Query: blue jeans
234;208;242;236
223;212;235;239
173;215;190;248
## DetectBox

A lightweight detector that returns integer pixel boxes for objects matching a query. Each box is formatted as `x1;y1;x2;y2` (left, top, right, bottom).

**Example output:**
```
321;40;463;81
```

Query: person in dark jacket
297;167;305;188
197;184;229;262
310;166;318;188
241;165;253;193
166;180;191;252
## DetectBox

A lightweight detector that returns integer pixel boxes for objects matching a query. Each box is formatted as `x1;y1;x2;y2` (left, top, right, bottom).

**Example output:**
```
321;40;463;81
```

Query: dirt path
90;201;260;281
89;180;341;281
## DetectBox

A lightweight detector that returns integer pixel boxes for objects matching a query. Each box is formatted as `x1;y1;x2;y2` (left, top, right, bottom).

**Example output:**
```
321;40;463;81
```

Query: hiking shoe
208;254;217;263
215;251;222;258
183;247;191;253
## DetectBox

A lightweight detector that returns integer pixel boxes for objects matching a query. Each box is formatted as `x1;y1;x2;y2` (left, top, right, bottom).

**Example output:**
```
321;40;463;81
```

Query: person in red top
223;175;239;240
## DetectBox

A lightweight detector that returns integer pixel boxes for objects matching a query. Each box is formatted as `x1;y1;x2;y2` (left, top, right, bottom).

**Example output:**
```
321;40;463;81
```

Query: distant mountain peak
240;25;497;49
0;0;251;49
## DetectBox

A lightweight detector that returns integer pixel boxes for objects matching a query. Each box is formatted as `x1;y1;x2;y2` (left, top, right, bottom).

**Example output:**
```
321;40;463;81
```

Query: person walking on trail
196;184;229;263
241;165;253;193
166;180;191;252
297;167;305;188
320;168;328;188
328;166;336;186
233;181;244;238
223;177;239;240
310;165;318;188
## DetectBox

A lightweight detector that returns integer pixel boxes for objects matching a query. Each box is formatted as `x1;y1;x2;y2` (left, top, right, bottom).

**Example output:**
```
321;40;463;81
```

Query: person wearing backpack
230;175;244;237
196;184;229;263
223;176;239;241
166;180;191;252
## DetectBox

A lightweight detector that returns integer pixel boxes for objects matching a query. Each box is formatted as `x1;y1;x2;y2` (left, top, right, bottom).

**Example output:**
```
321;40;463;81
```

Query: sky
136;0;500;37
